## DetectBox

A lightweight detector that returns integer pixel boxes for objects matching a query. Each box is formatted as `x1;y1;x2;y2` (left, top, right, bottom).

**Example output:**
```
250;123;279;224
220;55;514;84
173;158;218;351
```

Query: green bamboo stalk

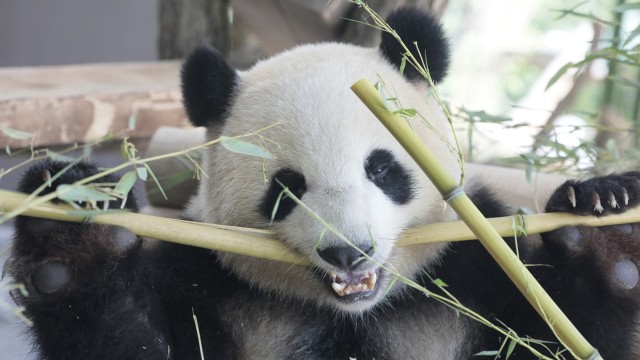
351;78;600;360
0;189;308;266
3;187;640;260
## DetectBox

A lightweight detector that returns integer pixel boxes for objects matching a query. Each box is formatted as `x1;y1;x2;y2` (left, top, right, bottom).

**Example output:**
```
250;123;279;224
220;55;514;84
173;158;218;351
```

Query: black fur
259;168;307;222
364;149;415;205
181;46;238;127
10;161;640;359
380;8;450;83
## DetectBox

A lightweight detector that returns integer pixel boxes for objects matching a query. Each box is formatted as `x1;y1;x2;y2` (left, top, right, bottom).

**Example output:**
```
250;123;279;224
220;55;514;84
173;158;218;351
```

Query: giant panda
8;8;640;360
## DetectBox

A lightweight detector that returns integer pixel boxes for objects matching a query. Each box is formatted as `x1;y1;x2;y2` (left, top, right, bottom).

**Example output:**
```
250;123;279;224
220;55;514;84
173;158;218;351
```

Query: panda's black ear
379;8;450;83
181;46;238;127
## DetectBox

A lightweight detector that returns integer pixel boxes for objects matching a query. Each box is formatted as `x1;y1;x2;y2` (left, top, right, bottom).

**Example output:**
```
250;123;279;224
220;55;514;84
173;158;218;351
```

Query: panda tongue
330;271;377;297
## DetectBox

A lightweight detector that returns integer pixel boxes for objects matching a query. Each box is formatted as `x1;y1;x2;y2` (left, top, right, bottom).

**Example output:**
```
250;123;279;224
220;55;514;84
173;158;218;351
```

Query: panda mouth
327;269;380;301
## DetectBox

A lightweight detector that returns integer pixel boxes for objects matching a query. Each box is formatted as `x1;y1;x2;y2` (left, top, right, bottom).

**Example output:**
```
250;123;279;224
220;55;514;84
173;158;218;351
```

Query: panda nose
317;245;375;269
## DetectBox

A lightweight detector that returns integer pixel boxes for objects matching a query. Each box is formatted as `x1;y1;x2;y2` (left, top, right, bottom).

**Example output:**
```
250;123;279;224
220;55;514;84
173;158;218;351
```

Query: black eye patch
364;149;415;205
259;168;307;222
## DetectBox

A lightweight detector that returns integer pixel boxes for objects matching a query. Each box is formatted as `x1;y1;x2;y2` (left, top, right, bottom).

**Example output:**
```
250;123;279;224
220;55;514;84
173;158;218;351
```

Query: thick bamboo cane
351;78;600;360
2;187;640;261
0;189;308;266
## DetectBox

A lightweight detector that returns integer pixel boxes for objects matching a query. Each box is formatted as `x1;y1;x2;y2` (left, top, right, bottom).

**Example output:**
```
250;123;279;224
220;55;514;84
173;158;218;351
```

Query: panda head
182;8;460;313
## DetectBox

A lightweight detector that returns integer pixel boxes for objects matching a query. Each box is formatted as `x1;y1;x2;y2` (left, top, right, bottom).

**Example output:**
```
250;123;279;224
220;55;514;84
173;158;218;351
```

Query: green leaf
220;136;273;159
393;108;417;117
473;350;499;356
128;112;137;130
270;189;287;225
545;61;575;90
432;278;448;287
0;126;32;140
120;142;129;160
57;184;115;203
377;84;390;111
505;339;517;358
136;166;148;181
399;55;407;75
114;171;137;196
624;24;640;48
144;164;167;200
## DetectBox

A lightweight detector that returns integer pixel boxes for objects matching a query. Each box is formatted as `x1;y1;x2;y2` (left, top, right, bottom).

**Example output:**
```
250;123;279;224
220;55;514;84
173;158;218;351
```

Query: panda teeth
330;271;377;297
331;282;347;295
364;271;377;289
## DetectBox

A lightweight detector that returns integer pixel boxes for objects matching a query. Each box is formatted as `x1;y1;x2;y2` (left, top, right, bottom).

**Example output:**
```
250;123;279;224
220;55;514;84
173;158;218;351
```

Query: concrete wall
0;0;158;67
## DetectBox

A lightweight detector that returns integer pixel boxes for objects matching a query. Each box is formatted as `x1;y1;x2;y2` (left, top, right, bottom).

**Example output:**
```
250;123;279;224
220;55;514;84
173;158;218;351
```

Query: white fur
187;43;462;313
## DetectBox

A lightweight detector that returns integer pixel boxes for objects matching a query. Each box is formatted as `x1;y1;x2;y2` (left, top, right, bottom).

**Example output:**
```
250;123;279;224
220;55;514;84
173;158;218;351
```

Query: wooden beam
0;61;189;149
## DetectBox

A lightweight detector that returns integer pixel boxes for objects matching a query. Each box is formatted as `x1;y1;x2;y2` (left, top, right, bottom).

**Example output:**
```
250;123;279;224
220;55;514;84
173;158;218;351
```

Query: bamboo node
442;186;464;203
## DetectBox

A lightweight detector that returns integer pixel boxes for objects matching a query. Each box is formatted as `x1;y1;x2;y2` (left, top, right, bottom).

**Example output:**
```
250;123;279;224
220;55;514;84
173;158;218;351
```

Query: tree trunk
158;0;232;60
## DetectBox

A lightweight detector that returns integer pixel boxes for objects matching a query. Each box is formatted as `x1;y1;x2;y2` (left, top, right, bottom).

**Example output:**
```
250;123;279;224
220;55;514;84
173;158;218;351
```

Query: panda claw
608;192;619;209
567;186;576;208
43;169;52;187
592;193;604;213
623;187;629;206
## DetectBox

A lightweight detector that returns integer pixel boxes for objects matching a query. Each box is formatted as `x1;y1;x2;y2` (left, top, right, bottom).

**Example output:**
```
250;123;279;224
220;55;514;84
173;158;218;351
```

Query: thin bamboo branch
350;78;600;360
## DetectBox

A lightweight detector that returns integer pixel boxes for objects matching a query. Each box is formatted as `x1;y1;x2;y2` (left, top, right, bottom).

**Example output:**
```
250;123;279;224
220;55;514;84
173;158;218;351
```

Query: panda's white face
187;43;461;313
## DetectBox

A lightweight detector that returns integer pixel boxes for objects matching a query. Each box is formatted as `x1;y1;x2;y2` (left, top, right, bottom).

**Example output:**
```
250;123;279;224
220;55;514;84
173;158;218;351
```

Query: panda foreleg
537;172;640;358
8;159;171;359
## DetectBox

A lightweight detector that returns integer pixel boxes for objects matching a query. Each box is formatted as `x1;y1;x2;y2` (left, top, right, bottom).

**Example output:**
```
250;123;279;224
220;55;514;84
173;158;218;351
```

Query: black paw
546;172;640;216
10;159;141;295
544;224;640;294
18;159;137;209
15;159;138;239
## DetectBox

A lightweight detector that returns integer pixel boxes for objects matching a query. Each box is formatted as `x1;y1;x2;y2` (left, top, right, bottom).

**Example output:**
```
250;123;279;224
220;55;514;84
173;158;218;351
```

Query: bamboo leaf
400;55;407;75
545;62;575;90
0;126;32;140
136;166;148;181
120;142;129;160
474;350;500;356
393;108;417;117
624;24;640;48
57;184;115;203
270;189;287;225
220;136;273;159
128;112;137;130
115;171;137;196
144;164;167;200
432;278;448;287
506;339;517;358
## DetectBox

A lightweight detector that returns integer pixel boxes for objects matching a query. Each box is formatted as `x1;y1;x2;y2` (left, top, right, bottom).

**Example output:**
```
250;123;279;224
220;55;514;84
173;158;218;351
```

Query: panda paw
9;159;141;296
545;171;640;215
544;224;640;292
542;172;640;295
